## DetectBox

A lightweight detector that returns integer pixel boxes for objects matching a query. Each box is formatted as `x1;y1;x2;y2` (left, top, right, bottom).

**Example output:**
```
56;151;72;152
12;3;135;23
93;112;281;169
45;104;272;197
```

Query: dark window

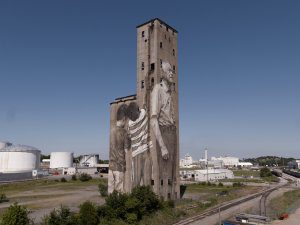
168;193;171;199
151;78;154;86
173;65;176;71
141;62;144;70
141;81;144;89
168;179;171;185
151;180;154;185
160;59;162;68
161;179;163;186
150;63;155;71
145;39;147;43
160;42;162;48
173;49;175;56
172;30;175;35
166;27;169;32
142;31;145;37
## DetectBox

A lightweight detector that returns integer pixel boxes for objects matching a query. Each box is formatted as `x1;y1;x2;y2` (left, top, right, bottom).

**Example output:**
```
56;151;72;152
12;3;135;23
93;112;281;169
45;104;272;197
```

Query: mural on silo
108;104;130;193
109;18;179;200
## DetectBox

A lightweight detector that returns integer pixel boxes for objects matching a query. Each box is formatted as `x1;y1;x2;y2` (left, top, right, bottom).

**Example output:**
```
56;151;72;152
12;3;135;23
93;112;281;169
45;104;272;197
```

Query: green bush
260;167;272;177
71;175;77;181
41;205;77;225
1;202;31;225
60;177;67;182
98;183;108;197
232;182;243;187
79;201;99;225
79;173;92;182
0;193;9;203
218;182;224;187
98;186;163;224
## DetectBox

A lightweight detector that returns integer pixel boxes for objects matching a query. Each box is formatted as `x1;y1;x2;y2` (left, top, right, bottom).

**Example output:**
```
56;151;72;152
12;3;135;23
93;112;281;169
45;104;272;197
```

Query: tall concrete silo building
109;18;179;200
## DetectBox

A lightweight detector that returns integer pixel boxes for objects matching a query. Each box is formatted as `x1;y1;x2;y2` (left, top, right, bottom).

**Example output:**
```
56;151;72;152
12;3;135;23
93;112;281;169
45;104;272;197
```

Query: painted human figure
127;102;152;187
108;104;130;193
150;61;177;198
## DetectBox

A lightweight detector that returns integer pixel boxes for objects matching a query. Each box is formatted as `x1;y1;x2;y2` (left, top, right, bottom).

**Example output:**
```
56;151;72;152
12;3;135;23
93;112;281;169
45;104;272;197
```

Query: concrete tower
136;19;179;199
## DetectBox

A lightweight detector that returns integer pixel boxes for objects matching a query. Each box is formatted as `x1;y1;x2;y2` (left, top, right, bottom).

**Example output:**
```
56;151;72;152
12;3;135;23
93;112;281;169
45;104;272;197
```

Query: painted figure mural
150;62;177;198
109;18;179;199
108;104;130;193
127;102;152;187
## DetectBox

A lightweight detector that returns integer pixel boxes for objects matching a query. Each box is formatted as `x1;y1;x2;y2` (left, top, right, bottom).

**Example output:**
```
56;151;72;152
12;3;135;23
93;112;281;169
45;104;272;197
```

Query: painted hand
161;147;169;160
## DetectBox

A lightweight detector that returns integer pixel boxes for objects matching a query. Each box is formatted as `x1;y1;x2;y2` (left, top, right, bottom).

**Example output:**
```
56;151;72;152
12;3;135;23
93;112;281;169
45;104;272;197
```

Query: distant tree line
243;156;294;167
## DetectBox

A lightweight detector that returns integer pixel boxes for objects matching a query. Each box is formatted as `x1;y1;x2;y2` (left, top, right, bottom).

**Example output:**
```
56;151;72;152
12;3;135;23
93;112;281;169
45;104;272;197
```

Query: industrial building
50;152;73;169
180;169;234;182
79;154;99;167
211;156;239;167
288;159;300;169
180;154;193;168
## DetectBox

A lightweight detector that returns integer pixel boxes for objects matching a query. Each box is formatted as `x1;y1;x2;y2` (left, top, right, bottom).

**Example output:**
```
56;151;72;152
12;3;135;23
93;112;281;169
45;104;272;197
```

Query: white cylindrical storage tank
50;152;73;169
0;145;41;173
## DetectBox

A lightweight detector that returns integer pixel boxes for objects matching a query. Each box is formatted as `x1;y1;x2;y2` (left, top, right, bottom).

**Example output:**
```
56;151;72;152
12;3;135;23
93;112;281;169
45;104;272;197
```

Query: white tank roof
0;144;40;153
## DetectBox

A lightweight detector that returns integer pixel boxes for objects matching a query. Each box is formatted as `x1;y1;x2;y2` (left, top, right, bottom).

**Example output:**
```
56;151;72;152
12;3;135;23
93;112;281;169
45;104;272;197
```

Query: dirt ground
271;207;300;225
0;177;106;223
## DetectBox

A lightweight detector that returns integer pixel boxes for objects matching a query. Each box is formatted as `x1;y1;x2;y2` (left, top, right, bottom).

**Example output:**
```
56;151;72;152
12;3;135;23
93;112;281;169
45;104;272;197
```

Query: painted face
162;62;174;83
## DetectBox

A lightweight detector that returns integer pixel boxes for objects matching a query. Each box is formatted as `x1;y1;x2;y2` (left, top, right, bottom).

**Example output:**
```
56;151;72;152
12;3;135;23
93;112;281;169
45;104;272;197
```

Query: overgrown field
268;189;300;219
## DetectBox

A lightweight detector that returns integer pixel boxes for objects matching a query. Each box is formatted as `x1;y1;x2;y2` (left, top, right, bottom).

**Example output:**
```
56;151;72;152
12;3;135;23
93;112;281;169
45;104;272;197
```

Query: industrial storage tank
0;141;12;150
0;144;41;173
79;154;99;167
50;152;73;168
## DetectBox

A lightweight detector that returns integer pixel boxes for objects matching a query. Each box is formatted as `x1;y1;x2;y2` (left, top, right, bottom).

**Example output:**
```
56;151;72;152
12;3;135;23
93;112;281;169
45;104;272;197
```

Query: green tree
260;167;272;177
78;201;99;225
41;206;77;225
1;203;30;225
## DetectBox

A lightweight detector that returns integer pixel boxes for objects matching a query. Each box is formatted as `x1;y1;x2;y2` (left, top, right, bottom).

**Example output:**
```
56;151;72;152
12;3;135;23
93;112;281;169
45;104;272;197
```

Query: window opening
141;81;144;89
173;49;175;56
142;31;145;37
141;62;144;70
150;63;155;71
160;42;162;48
161;179;163;186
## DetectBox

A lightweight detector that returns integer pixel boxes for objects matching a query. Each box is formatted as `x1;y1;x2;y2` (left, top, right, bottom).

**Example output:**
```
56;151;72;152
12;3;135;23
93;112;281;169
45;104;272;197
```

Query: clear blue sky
1;0;299;159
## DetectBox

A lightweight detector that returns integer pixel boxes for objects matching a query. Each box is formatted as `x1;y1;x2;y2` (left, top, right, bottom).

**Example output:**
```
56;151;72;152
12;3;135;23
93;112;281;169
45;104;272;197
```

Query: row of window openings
150;179;172;186
141;62;176;72
141;80;176;90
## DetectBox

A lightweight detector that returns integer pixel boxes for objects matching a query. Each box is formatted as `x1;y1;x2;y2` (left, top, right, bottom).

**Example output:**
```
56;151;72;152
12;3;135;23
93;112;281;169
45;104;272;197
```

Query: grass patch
268;189;300;219
232;170;260;177
219;178;264;183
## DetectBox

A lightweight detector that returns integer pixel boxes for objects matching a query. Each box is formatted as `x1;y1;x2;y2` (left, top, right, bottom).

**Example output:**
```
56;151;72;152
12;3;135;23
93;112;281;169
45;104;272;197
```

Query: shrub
1;202;30;225
232;182;243;187
0;193;9;203
218;182;224;187
98;183;108;197
180;185;187;198
41;205;77;225
71;175;77;181
260;167;272;177
79;173;92;182
130;186;162;218
79;201;99;225
60;177;67;182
